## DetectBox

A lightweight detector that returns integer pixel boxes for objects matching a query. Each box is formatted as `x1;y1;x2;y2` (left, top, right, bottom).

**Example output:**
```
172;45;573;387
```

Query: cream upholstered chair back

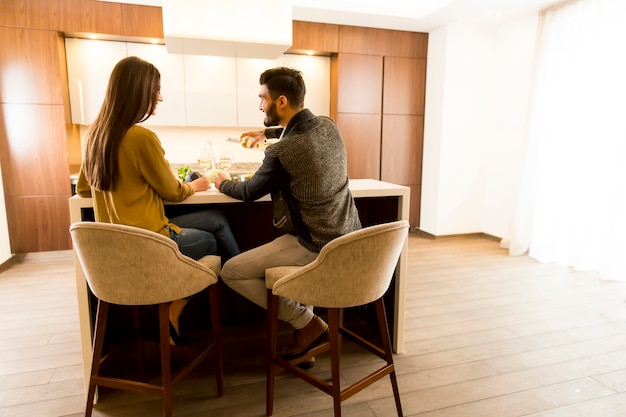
70;222;220;306
270;220;409;308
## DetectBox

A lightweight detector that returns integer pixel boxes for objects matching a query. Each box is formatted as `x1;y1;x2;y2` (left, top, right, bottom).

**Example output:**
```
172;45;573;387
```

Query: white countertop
69;178;410;208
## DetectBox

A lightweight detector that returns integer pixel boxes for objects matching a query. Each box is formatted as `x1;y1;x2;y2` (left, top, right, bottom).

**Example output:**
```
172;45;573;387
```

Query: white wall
77;125;267;169
142;126;266;165
421;16;538;238
0;163;12;264
482;17;537;237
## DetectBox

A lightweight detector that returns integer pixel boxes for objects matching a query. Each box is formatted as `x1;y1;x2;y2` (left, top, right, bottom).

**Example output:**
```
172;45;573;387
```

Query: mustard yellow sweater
77;125;194;236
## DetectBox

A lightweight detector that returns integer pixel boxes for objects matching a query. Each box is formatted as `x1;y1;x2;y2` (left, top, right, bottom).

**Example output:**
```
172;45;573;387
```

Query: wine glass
197;140;214;176
216;145;234;176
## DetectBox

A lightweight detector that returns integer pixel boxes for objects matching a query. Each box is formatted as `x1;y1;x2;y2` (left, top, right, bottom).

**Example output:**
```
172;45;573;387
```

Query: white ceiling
98;0;564;32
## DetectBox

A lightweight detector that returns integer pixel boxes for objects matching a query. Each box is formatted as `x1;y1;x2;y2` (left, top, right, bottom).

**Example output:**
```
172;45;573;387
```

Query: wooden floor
2;234;626;416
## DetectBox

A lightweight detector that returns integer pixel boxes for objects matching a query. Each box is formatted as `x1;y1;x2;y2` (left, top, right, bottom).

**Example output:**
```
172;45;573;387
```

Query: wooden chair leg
266;290;279;416
85;300;109;417
159;303;173;417
327;308;343;417
131;306;147;380
208;285;224;397
375;299;403;417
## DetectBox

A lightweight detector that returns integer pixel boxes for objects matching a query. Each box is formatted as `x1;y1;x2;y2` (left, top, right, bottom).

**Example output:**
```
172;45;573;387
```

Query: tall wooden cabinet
0;0;164;254
333;53;383;180
331;27;428;227
0;27;72;252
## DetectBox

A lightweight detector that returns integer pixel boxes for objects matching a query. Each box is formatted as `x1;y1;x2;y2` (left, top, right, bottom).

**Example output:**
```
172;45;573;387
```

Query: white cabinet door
236;57;278;127
65;38;127;125
126;43;186;127
183;55;237;126
65;39;331;128
278;54;330;117
236;55;331;127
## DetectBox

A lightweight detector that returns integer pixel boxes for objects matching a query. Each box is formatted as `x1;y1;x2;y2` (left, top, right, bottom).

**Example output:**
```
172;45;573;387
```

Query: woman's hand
189;176;211;192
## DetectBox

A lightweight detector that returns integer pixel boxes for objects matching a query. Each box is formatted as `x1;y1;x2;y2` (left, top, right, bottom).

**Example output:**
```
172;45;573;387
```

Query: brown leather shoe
280;316;329;360
296;356;316;370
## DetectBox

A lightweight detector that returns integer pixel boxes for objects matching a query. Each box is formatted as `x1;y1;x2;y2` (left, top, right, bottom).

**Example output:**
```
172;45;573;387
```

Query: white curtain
502;0;626;281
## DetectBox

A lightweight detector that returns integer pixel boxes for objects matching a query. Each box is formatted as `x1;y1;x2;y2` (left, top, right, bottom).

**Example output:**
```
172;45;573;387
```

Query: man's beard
263;101;279;127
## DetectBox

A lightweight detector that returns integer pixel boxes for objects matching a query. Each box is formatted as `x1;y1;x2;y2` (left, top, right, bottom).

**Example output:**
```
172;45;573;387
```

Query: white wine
198;159;213;170
218;158;233;170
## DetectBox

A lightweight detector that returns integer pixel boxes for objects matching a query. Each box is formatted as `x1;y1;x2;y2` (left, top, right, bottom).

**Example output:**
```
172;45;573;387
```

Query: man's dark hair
259;67;306;108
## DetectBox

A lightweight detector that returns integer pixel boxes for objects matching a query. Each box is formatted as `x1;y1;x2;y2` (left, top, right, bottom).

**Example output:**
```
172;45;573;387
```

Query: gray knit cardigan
219;109;361;252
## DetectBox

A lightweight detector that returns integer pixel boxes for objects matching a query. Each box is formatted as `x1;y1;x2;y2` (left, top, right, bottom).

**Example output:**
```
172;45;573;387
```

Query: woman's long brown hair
82;56;161;191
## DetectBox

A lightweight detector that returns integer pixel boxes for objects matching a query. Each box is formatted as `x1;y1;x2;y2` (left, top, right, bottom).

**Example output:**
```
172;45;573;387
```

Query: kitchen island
69;178;410;394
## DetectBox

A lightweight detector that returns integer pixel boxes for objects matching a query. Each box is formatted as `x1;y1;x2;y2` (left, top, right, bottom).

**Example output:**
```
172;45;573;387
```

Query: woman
77;56;240;337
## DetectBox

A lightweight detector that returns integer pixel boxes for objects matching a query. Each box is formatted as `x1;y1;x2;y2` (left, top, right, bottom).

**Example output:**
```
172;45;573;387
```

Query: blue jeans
168;208;240;262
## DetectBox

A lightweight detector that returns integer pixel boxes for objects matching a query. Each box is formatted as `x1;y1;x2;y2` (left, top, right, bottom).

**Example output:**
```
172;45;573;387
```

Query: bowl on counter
230;173;254;182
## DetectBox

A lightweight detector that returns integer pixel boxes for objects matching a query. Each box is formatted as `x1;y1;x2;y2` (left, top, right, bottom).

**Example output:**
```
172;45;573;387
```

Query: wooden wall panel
60;0;123;35
408;184;420;228
0;0;162;38
0;103;70;196
380;115;423;185
120;4;163;38
0;0;28;28
0;25;71;253
290;21;338;53
335;113;381;180
336;53;383;114
338;25;428;58
329;54;339;120
5;195;72;252
0;26;65;104
383;57;426;115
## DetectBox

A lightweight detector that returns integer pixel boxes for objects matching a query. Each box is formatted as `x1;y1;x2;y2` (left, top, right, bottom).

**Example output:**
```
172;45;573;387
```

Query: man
215;67;361;359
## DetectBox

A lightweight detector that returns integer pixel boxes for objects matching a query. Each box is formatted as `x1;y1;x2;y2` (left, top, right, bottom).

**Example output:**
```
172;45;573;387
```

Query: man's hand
214;172;230;191
240;130;266;148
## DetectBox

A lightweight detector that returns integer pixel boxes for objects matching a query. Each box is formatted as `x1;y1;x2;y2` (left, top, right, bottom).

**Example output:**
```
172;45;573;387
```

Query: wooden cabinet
335;53;383;115
332;28;428;227
332;53;383;180
0;26;67;105
290;21;338;53
0;27;72;253
339;25;428;58
381;57;426;225
335;113;381;180
383;56;426;115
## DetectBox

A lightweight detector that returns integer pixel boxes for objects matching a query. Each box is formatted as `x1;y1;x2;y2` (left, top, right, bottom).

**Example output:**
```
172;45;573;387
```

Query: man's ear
277;95;288;109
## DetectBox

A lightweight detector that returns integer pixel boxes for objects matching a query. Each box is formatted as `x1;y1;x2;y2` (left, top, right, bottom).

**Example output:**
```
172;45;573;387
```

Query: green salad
177;165;192;181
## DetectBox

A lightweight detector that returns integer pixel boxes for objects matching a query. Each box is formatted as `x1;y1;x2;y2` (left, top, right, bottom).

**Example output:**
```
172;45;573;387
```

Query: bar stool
70;221;224;417
265;220;409;417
